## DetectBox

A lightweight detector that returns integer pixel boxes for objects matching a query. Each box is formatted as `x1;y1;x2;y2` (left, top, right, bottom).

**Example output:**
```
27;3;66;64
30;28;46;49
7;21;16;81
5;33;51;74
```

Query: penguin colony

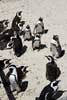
0;11;65;100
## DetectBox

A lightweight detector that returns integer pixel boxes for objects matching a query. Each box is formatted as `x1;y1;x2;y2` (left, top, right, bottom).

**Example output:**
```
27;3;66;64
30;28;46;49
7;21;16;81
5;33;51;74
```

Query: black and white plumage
12;33;23;57
36;80;60;100
11;11;22;32
0;19;9;33
7;65;20;92
32;34;41;50
0;20;10;50
50;35;62;58
23;25;32;41
0;59;11;70
0;59;11;87
33;17;44;36
6;65;28;92
45;55;61;82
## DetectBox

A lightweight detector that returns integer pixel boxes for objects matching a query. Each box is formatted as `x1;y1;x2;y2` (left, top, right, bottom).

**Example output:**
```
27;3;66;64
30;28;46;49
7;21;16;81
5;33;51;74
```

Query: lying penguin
45;55;61;82
23;25;32;41
32;34;41;50
36;80;60;100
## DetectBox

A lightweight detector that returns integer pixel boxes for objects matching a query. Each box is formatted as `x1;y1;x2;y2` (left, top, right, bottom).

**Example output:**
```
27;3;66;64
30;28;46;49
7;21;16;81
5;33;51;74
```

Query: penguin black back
13;33;23;57
36;80;60;100
45;55;61;82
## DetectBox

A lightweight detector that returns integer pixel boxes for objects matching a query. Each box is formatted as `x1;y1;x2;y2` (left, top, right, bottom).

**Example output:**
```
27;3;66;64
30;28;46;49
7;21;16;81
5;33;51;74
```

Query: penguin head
19;21;25;27
3;20;9;29
53;35;59;41
26;24;30;29
38;17;43;22
3;59;11;68
0;58;11;70
50;80;61;92
16;11;22;18
9;65;16;73
36;34;40;38
45;55;54;63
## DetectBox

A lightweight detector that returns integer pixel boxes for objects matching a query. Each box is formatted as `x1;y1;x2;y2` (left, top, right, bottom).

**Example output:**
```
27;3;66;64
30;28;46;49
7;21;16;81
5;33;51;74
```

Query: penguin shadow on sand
43;29;48;34
20;81;28;92
17;65;29;92
39;44;47;50
21;45;27;55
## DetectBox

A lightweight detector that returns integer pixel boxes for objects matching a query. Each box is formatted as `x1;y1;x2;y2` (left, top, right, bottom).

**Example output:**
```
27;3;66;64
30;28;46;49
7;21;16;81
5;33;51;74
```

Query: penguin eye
9;68;13;72
48;57;51;61
53;82;57;86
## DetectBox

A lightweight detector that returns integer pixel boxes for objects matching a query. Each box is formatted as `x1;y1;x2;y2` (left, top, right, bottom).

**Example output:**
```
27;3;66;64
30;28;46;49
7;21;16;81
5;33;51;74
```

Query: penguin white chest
25;32;30;39
33;37;40;48
9;75;16;84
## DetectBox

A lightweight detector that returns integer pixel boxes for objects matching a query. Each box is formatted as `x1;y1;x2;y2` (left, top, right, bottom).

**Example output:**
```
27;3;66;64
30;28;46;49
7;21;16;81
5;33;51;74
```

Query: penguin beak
3;59;11;64
45;56;50;60
53;80;61;86
45;56;48;58
56;80;61;84
24;66;29;73
5;59;11;64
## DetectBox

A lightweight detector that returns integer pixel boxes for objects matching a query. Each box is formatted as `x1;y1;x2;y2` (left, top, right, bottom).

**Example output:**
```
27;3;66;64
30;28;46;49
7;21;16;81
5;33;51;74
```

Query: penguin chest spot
33;39;40;48
9;75;16;83
25;32;30;39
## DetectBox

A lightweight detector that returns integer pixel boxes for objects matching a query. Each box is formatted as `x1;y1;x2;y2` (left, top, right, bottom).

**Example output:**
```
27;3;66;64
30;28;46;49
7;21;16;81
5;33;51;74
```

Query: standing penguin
36;80;60;100
33;17;44;36
23;25;32;41
50;35;62;58
32;34;41;50
12;32;23;57
45;55;61;82
11;11;22;32
8;65;20;92
6;65;28;92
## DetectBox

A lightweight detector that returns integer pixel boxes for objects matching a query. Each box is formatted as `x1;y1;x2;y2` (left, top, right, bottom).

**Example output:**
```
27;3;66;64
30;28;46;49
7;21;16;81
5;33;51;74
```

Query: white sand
0;0;67;100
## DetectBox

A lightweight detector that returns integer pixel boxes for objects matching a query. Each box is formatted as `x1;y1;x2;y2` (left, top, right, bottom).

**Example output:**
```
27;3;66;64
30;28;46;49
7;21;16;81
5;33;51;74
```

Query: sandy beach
0;0;67;100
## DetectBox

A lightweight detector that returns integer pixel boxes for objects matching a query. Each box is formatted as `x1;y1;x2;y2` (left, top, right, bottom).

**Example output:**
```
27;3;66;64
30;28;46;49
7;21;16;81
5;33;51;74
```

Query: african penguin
0;59;11;70
0;19;9;33
45;55;61;82
36;80;60;100
50;35;62;58
12;33;23;57
33;17;44;36
8;65;21;92
32;34;41;50
11;11;22;32
6;65;28;92
23;25;32;41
